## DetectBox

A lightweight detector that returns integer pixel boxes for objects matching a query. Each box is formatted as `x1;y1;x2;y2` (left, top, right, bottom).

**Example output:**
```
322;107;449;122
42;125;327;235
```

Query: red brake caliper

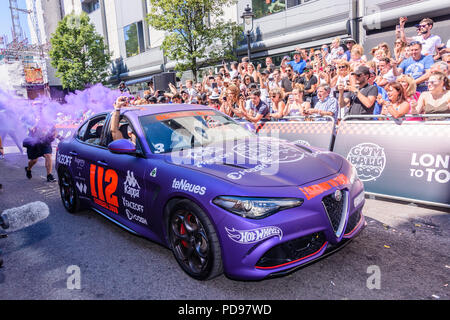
180;221;188;248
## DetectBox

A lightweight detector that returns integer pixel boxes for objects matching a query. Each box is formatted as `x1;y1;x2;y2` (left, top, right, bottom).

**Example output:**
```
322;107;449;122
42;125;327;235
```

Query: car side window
105;115;143;154
78;115;107;146
77;121;89;141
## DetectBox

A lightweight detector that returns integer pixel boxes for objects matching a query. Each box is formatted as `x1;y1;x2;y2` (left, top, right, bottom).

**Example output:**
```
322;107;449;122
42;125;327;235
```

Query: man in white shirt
399;17;442;56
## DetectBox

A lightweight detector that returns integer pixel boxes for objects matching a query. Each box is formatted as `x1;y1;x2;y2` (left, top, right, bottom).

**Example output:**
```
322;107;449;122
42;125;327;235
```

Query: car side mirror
108;139;136;154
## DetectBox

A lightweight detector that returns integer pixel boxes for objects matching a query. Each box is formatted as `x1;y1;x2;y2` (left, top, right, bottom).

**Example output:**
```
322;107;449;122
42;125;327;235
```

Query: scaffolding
0;0;50;96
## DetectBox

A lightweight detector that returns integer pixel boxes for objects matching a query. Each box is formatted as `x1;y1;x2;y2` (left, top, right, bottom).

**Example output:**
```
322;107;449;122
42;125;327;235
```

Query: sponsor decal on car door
89;164;119;214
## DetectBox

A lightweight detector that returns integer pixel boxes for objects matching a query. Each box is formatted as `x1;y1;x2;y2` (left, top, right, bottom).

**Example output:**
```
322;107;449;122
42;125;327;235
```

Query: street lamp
241;4;254;62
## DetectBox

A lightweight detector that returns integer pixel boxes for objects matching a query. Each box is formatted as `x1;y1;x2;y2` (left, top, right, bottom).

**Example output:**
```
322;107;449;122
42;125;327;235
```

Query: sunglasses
428;80;442;86
416;24;428;28
338;66;347;69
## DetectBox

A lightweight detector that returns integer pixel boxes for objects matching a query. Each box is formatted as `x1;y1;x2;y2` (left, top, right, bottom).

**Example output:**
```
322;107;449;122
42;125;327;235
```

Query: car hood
165;137;343;187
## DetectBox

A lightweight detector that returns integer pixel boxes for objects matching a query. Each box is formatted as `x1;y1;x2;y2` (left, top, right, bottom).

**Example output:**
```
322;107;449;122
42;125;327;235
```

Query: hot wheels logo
225;226;283;244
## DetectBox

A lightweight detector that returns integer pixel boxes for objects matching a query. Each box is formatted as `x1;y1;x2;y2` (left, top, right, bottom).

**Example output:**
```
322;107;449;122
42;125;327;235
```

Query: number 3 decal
154;143;165;154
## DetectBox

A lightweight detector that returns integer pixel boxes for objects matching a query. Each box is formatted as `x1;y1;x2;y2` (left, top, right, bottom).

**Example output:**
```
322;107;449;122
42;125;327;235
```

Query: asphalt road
0;142;449;300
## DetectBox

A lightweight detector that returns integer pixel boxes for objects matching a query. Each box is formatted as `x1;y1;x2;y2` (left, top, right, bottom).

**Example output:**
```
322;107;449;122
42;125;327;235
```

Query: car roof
120;103;213;117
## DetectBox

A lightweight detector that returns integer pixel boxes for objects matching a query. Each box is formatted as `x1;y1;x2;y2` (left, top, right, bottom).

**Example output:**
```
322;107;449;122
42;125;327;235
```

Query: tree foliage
49;13;111;91
146;0;243;81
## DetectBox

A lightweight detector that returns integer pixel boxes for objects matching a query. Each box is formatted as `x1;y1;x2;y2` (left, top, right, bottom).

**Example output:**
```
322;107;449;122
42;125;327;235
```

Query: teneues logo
172;178;206;195
346;143;386;182
225;226;283;244
124;170;140;199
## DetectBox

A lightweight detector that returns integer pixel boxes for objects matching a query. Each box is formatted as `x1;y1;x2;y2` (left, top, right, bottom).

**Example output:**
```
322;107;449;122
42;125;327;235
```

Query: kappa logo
75;182;87;194
124;170;140;199
346;143;386;182
225;226;283;244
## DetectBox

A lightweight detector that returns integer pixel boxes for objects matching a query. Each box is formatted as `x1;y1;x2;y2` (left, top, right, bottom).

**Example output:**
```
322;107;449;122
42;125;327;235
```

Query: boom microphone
0;201;49;232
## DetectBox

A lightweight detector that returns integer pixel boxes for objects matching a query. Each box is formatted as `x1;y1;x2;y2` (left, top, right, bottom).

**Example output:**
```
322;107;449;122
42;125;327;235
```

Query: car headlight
212;196;304;219
349;164;359;184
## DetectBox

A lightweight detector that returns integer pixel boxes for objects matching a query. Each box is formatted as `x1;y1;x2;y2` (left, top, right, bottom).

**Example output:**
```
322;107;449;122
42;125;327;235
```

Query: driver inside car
111;96;137;145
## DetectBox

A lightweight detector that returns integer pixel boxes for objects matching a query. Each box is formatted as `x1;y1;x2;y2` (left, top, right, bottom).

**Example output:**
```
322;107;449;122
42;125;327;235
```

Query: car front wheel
168;199;223;280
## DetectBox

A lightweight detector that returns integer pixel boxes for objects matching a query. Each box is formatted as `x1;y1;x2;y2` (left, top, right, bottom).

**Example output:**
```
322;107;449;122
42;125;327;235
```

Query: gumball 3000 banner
333;118;450;207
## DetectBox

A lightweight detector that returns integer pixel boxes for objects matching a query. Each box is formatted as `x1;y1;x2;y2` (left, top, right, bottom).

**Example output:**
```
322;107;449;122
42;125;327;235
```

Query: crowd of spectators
123;16;450;122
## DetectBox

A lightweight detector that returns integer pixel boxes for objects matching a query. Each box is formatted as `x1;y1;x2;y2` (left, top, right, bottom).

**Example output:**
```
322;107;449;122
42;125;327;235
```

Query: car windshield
139;110;254;154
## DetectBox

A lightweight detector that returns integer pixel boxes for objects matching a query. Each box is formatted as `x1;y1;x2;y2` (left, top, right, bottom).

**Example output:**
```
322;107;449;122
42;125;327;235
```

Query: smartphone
289;95;294;101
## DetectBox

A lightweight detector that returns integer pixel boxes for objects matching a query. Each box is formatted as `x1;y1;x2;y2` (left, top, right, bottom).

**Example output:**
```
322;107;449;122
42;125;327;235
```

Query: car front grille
344;210;362;236
322;189;348;237
255;232;326;269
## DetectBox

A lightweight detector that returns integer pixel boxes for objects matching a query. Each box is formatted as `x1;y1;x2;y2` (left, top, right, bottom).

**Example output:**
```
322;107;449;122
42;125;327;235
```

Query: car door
68;114;108;205
94;114;151;229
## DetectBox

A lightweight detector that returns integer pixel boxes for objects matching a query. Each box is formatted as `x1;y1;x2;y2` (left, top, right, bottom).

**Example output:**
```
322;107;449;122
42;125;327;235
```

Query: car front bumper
212;179;366;281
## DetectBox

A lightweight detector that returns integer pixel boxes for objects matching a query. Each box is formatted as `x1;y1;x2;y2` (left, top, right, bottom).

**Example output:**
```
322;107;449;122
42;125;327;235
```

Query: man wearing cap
118;81;130;94
344;39;357;61
338;65;378;116
287;51;307;74
295;64;318;102
208;92;221;110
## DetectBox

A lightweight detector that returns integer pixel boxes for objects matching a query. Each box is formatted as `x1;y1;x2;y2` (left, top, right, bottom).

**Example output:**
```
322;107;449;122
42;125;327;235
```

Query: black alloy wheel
168;200;222;280
58;168;80;213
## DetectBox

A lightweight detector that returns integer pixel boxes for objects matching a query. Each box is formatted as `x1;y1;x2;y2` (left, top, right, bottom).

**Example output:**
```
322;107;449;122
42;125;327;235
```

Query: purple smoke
0;83;122;146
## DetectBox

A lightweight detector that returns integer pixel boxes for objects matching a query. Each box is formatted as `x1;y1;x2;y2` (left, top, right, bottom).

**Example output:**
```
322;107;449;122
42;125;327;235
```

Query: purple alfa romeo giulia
56;104;366;280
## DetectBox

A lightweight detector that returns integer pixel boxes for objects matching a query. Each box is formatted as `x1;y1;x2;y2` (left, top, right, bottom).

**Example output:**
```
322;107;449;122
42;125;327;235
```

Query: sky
0;0;31;44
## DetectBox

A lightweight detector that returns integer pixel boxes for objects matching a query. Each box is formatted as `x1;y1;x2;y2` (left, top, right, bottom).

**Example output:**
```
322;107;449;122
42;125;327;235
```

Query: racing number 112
90;164;119;213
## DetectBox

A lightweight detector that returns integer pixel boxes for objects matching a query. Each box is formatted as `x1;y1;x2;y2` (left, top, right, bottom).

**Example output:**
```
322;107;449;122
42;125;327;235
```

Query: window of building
252;0;286;19
252;0;315;19
82;0;100;14
124;21;145;58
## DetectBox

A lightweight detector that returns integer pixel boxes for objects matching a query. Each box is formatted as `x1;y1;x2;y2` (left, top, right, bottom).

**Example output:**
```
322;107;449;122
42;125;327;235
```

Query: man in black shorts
24;125;56;182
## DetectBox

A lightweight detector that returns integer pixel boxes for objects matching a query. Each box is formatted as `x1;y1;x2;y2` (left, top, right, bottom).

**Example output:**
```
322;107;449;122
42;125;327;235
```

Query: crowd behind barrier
1;16;449;203
119;16;450;124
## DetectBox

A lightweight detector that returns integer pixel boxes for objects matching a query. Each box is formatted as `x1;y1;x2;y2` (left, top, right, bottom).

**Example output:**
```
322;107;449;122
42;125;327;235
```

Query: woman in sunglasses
394;39;408;63
331;61;351;92
416;72;450;114
284;85;311;118
220;85;245;118
396;74;422;120
268;88;286;119
379;82;410;118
